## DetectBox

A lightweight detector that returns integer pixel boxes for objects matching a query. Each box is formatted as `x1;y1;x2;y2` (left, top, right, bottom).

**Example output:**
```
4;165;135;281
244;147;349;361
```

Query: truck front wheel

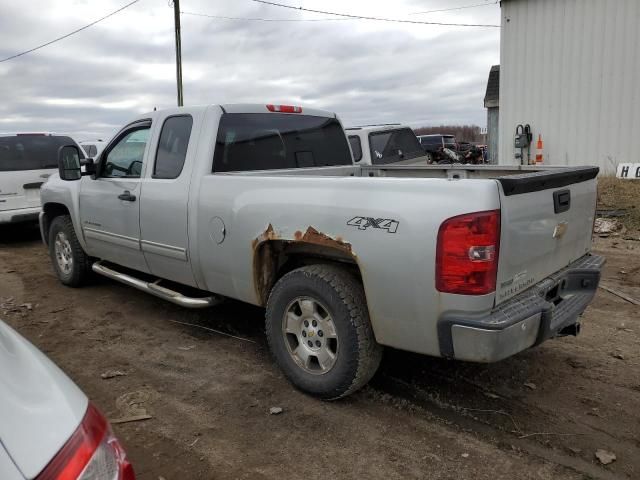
48;215;92;287
266;264;382;400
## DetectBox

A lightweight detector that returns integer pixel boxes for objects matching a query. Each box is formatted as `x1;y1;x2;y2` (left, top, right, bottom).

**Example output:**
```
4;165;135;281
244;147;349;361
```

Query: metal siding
487;107;499;163
499;0;640;173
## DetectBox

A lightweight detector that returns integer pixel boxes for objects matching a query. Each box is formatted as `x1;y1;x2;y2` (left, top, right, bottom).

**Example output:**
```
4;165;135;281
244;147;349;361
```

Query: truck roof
344;124;411;134
137;104;337;122
417;134;456;138
0;132;62;137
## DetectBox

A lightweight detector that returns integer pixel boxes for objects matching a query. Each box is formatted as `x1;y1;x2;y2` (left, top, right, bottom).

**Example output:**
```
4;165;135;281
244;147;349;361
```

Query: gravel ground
1;224;638;480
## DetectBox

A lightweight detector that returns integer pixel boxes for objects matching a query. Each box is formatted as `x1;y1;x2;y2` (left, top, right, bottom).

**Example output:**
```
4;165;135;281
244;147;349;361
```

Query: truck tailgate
495;167;599;304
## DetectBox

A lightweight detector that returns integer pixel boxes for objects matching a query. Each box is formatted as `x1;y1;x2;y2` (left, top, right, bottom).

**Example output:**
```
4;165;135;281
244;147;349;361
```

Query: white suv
0;133;83;225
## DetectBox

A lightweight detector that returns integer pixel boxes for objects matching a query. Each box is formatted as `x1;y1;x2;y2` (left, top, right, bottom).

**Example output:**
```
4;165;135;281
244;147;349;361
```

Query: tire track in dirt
1;226;637;479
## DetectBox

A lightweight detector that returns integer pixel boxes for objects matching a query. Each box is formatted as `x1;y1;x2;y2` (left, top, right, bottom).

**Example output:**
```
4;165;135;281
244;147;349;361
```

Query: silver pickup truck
40;104;604;399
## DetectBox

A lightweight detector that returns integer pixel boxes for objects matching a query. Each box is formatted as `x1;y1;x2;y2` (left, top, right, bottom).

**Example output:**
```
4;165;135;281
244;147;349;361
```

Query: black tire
266;264;383;400
48;215;92;287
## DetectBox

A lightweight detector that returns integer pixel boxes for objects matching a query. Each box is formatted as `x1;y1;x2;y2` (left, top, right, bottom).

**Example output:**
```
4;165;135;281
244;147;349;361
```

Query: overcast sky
0;0;500;140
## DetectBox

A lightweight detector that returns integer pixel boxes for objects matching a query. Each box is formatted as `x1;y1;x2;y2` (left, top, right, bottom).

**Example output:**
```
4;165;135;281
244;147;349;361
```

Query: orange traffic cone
535;134;544;165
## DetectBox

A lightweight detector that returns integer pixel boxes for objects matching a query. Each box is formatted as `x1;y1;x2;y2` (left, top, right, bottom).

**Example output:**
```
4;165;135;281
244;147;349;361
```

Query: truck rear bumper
0;206;41;224
438;254;605;363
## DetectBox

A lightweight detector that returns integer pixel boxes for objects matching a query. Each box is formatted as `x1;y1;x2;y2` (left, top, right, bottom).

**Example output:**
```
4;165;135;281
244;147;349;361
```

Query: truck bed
222;163;597;182
210;163;599;309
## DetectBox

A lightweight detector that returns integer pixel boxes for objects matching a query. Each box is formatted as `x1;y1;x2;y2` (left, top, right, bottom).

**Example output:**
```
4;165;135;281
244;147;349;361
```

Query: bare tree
414;125;483;143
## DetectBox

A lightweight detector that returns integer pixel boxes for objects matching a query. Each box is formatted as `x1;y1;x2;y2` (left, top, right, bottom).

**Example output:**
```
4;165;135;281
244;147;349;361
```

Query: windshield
369;129;424;165
0;135;80;172
213;113;352;172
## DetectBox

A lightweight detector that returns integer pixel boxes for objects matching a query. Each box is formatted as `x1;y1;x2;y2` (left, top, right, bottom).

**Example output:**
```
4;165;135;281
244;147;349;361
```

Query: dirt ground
1;224;638;480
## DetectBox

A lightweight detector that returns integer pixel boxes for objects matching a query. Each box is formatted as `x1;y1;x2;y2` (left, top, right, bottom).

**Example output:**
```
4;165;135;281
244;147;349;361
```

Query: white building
497;0;640;173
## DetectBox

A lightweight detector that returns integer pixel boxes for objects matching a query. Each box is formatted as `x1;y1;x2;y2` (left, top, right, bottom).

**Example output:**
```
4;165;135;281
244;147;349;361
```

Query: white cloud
0;0;500;140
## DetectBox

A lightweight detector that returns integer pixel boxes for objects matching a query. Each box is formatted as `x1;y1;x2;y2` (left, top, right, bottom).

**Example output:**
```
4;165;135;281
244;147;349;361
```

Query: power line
181;11;351;22
0;0;141;63
249;0;500;27
411;1;498;16
182;5;499;24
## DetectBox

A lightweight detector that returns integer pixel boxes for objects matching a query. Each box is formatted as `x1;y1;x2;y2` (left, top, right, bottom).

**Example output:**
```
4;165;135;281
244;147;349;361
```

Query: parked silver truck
40;104;604;399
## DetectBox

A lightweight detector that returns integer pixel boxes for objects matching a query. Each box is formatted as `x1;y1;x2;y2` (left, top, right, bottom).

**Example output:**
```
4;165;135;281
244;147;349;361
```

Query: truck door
79;121;151;273
139;114;197;287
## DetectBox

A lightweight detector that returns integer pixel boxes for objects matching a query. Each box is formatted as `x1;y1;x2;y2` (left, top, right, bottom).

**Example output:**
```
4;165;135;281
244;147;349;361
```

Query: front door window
103;127;150;178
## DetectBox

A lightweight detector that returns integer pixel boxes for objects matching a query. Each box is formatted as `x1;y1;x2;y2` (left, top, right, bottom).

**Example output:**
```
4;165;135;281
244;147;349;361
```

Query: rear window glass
419;136;442;146
369;129;424;165
348;135;362;162
213;113;352;172
0;135;81;172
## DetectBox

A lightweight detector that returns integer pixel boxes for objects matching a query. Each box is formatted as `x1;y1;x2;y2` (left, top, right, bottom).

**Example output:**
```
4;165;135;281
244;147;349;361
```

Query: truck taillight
266;104;302;113
36;403;135;480
436;210;500;295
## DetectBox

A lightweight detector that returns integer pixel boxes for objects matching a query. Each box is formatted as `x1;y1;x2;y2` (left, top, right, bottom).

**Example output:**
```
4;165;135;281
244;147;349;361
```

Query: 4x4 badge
347;217;399;234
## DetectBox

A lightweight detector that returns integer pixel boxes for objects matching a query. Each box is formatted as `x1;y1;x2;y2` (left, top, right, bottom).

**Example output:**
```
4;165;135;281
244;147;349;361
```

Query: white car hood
0;320;87;479
0;445;24;480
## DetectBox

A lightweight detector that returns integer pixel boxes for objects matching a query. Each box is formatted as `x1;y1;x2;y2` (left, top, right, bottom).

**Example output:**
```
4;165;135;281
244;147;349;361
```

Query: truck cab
346;124;429;166
417;133;457;163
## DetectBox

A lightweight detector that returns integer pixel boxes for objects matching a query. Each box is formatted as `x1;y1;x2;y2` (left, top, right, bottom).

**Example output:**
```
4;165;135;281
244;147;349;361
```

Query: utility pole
173;0;184;106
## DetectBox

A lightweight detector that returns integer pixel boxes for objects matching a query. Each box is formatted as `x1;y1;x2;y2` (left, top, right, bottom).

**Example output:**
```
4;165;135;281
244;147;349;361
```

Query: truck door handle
553;189;571;213
118;190;136;202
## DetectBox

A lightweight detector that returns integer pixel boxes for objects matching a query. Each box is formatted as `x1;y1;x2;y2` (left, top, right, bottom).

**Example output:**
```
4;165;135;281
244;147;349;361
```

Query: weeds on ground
597;177;640;232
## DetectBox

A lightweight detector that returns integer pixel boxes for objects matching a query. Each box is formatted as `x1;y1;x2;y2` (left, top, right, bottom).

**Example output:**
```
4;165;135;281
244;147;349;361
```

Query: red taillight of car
36;403;135;480
436;210;501;295
266;104;302;113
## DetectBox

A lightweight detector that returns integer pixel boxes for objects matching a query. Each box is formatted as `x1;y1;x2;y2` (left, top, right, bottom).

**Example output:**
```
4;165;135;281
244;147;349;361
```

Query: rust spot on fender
252;224;279;305
251;223;278;250
297;226;353;255
252;224;354;305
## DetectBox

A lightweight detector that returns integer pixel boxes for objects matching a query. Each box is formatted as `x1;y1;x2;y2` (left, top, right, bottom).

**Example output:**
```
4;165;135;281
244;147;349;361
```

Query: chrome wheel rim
54;232;73;275
282;297;339;375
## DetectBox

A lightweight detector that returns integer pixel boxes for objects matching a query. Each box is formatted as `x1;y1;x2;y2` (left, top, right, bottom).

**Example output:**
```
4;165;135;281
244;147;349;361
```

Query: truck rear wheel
48;215;92;287
265;264;382;400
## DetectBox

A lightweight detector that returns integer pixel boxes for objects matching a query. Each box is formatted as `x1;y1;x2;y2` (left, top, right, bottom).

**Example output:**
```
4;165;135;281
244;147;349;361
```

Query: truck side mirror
57;145;97;180
58;145;82;181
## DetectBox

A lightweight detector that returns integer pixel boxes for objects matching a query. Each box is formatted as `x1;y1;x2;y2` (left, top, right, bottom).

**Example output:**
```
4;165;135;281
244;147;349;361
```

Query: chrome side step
92;261;222;309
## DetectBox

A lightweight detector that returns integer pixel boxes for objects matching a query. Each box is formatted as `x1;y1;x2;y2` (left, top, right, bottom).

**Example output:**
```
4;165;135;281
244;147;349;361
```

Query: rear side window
348;135;362;162
0;135;81;171
369;129;424;165
154;115;193;179
213;113;352;172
